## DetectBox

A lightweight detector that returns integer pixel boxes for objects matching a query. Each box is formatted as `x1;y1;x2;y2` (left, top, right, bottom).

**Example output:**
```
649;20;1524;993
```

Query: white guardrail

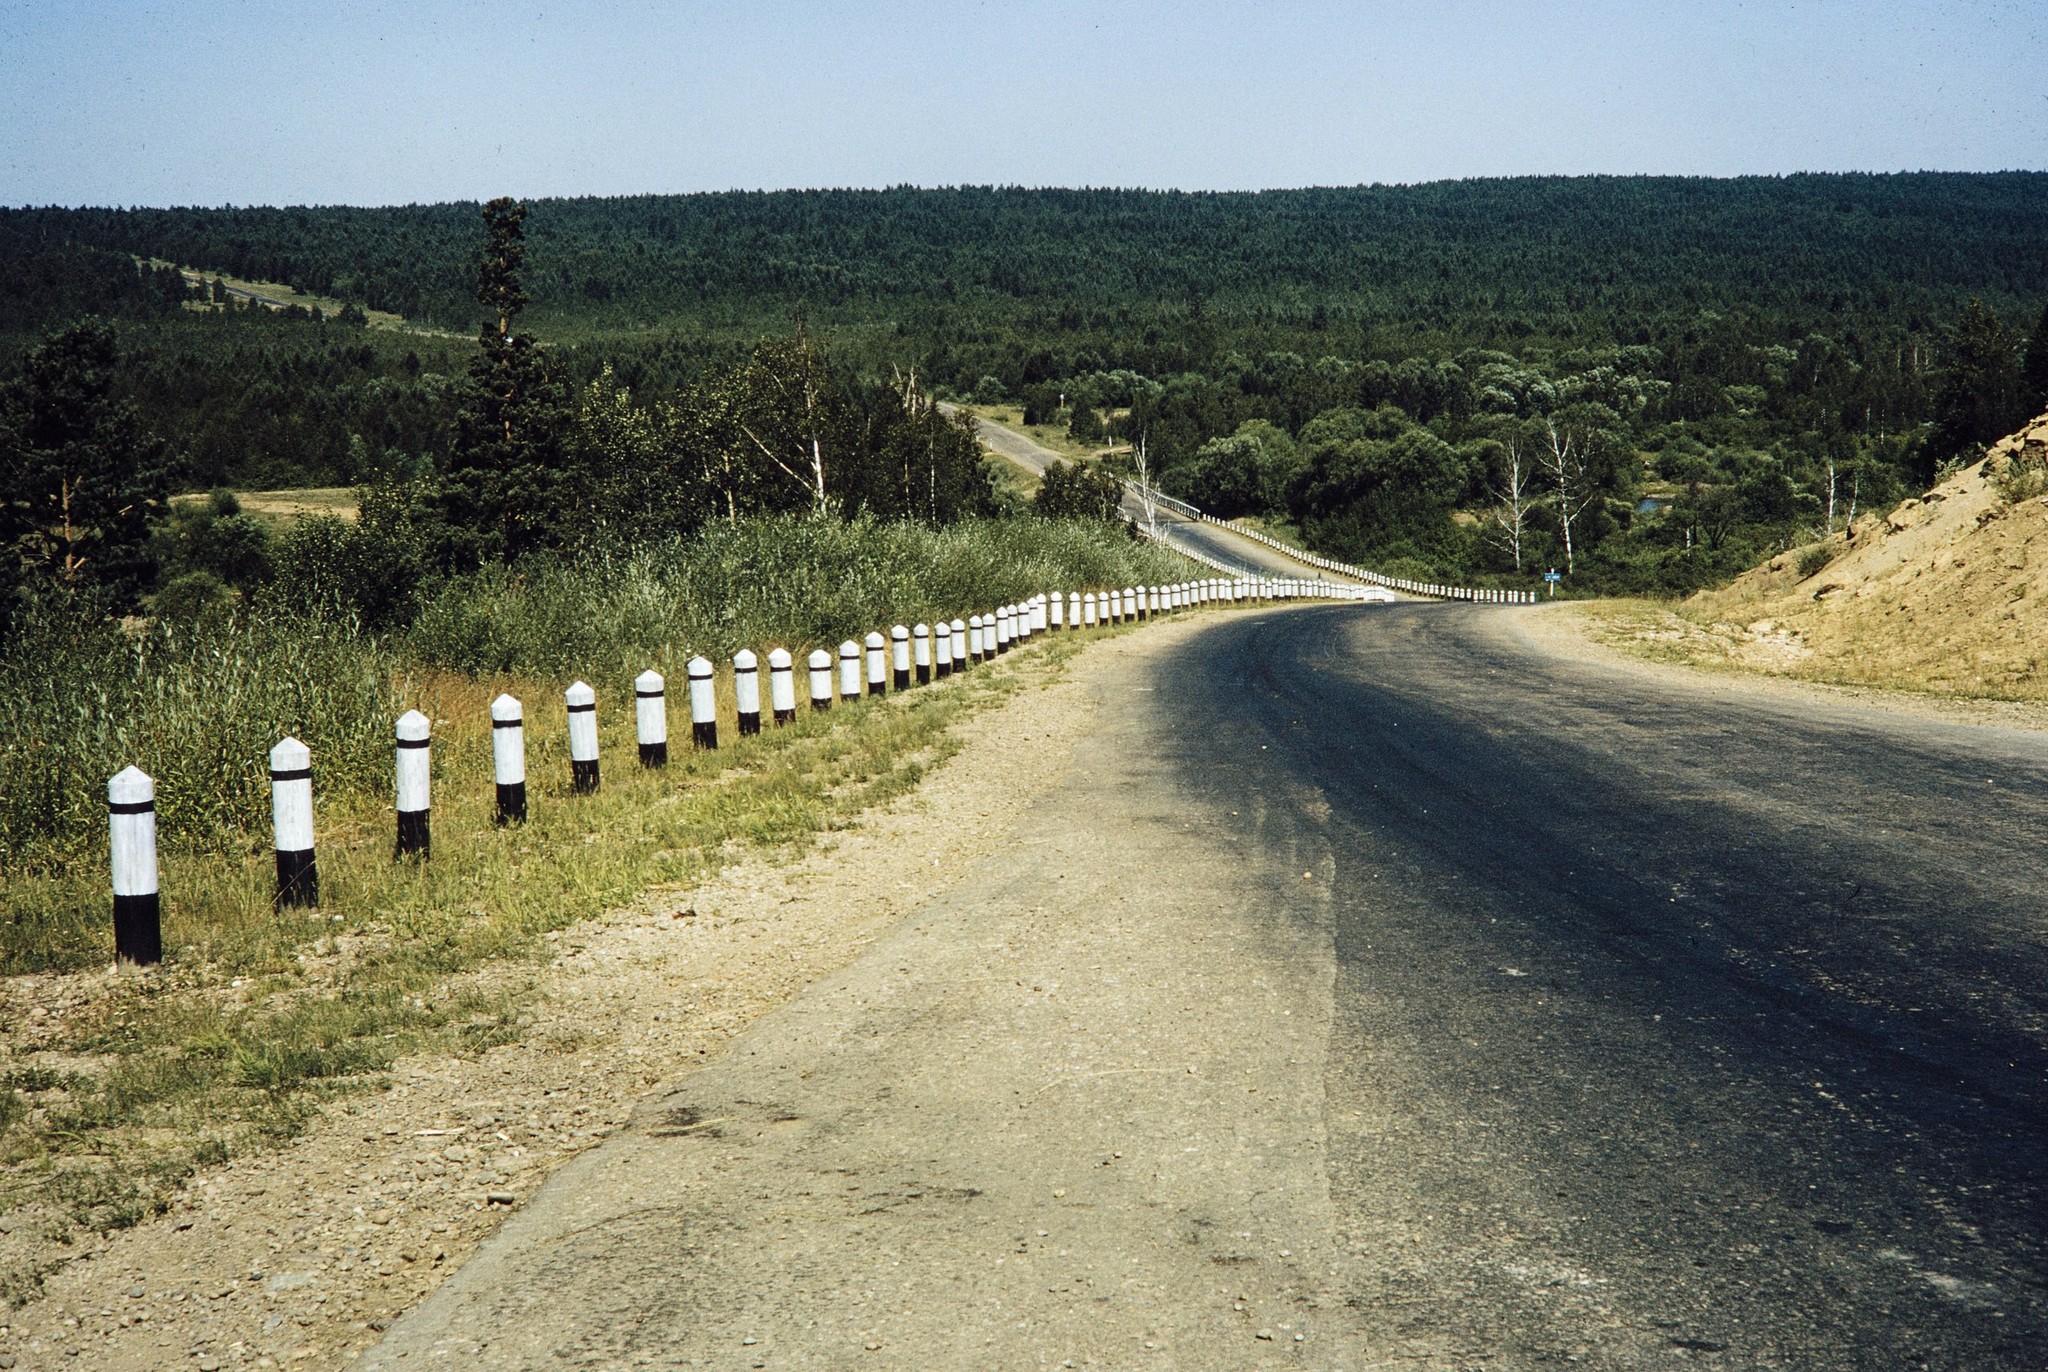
1123;481;1539;605
95;576;1375;966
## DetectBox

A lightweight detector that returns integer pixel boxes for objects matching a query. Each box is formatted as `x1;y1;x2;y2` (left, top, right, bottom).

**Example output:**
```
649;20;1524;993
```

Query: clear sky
2;0;2042;208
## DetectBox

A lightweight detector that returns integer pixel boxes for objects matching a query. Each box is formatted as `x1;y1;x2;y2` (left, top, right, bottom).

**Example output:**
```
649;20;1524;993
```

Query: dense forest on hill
4;176;2048;596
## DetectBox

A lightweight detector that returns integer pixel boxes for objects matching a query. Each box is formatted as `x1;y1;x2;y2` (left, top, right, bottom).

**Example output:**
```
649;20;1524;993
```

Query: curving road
958;410;1358;583
369;605;2048;1368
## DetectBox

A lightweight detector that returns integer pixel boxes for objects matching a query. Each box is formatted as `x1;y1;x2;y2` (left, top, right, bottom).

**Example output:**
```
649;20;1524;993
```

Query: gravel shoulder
0;629;1172;1371
364;606;1351;1369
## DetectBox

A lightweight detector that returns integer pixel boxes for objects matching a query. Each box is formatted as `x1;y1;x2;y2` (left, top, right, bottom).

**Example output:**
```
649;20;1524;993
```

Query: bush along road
359;600;2048;1369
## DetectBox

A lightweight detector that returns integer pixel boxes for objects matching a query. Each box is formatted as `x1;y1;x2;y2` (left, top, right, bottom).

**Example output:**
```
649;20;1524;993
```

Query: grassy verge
0;636;1081;1303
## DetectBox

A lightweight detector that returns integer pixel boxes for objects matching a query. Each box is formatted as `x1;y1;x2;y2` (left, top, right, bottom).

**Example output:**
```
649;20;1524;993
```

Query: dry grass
1575;412;2048;701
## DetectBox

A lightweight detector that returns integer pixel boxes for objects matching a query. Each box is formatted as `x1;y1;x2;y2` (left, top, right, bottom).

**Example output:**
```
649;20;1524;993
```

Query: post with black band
269;736;318;908
688;656;718;749
108;765;162;965
913;623;933;684
635;668;668;767
769;648;797;724
395;709;431;858
864;631;887;697
809;648;834;710
492;693;526;824
735;649;763;735
565;681;599;793
891;625;911;690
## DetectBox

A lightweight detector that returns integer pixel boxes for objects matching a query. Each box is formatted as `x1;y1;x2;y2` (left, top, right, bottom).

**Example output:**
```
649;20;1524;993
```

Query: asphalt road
1175;605;2048;1367
368;605;2048;1369
960;411;1352;583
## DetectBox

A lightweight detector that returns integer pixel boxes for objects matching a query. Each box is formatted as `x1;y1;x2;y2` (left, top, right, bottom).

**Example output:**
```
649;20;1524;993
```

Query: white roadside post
1066;591;1080;626
914;623;934;684
891;625;912;689
769;648;797;724
996;606;1011;653
967;615;983;663
1049;592;1065;630
934;620;954;678
635;668;668;767
865;631;888;696
395;709;432;857
1082;592;1098;628
107;765;162;965
491;693;526;825
950;618;967;669
1032;596;1049;632
735;650;763;735
269;736;317;908
838;640;862;701
565;681;600;793
808;648;834;710
688;656;718;749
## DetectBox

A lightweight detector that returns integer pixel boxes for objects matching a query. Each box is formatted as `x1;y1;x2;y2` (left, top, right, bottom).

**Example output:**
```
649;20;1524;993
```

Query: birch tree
1483;431;1533;571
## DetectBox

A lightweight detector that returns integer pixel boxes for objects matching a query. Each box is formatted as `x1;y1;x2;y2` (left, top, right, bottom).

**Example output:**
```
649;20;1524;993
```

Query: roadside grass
0;638;1084;1300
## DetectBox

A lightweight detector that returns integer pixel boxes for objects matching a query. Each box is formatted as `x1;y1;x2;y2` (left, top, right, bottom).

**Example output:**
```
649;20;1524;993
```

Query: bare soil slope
1622;411;2048;698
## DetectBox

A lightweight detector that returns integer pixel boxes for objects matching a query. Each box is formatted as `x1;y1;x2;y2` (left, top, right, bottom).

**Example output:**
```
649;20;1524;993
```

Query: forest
5;175;2048;601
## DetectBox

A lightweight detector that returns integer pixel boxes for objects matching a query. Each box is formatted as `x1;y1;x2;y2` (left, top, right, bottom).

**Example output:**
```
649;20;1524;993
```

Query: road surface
368;605;2048;1369
960;410;1355;583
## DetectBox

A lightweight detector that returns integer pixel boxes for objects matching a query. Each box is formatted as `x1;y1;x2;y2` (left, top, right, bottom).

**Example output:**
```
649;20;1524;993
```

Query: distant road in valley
954;407;1362;583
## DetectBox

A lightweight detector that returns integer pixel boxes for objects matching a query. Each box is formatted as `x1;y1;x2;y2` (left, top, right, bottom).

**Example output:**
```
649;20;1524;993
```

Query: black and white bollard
914;623;933;684
107;765;162;965
770;648;797;724
891;625;911;689
491;693;526;824
967;615;983;663
1050;593;1065;630
996;606;1011;653
865;631;888;696
950;618;967;669
839;640;862;700
635;669;668;767
269;736;318;908
688;656;718;749
735;650;763;735
934;620;954;678
566;681;600;793
1083;593;1098;628
395;709;431;857
1067;591;1080;626
809;648;834;710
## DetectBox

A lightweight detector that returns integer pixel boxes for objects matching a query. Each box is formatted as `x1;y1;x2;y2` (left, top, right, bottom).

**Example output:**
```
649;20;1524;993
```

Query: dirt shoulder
1517;600;2048;735
0;630;1156;1371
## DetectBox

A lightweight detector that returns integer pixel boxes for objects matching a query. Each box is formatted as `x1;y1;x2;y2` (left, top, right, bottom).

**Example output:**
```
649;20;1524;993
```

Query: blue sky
2;1;2042;207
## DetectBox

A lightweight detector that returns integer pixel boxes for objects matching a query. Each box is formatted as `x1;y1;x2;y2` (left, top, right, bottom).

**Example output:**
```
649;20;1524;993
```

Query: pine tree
0;320;176;620
437;198;574;566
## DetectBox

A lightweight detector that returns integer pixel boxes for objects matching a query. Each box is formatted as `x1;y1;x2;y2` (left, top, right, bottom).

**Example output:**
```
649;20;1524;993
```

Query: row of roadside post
102;576;1356;964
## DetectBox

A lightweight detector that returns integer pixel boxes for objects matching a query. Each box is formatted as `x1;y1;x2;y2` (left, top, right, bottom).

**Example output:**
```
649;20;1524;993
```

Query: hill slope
1656;412;2048;697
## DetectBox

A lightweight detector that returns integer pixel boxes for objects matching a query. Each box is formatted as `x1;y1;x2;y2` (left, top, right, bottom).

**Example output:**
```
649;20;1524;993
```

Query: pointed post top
768;647;792;668
839;640;860;656
685;656;712;677
809;648;832;668
636;668;665;692
565;681;595;706
491;693;522;721
733;649;758;669
864;631;884;648
270;736;310;770
396;709;430;740
108;765;154;804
